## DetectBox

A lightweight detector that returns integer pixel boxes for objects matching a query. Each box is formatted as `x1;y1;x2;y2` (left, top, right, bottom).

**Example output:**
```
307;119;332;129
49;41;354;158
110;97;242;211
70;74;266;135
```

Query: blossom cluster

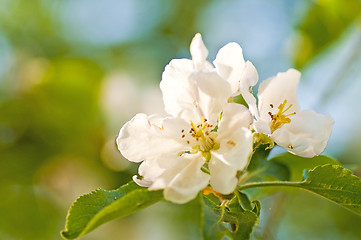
117;34;334;203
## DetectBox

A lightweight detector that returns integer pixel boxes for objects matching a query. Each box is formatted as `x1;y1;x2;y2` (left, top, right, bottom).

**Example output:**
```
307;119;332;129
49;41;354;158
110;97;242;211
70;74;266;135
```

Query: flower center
268;100;296;133
181;117;219;162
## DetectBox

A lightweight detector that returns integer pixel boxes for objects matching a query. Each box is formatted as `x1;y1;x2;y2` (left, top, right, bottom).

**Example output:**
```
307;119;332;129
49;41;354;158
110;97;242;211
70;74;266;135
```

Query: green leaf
269;153;340;181
299;164;361;215
201;192;260;240
231;94;248;107
202;196;228;240
247;144;271;172
240;164;361;216
61;181;163;239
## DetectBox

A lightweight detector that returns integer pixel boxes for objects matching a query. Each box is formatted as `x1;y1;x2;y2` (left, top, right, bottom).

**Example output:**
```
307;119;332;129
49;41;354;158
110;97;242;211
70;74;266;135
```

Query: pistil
187;117;219;161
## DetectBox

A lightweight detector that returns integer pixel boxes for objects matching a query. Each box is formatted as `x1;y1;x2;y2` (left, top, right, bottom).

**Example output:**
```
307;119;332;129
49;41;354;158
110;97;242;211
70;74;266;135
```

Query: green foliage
240;164;361;216
243;154;342;212
202;192;260;240
298;164;361;215
269;153;340;181
61;181;163;239
246;144;272;172
245;159;290;184
61;163;361;240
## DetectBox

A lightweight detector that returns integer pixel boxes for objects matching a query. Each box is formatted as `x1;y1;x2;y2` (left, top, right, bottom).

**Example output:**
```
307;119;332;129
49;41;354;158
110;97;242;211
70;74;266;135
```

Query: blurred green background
0;0;361;239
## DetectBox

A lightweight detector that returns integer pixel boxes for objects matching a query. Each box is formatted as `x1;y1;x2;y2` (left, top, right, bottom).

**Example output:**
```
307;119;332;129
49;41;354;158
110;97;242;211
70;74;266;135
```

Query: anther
182;135;185;138
270;104;274;108
181;129;184;133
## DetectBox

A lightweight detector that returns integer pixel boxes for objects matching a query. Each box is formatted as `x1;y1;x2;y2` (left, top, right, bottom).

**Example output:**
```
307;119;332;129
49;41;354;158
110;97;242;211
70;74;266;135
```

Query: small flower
211;41;334;157
253;69;334;157
225;66;333;158
117;34;253;203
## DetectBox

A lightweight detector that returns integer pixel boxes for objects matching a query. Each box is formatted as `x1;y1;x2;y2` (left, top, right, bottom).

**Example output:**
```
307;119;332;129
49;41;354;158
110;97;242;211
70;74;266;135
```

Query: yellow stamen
188;118;219;162
269;100;296;133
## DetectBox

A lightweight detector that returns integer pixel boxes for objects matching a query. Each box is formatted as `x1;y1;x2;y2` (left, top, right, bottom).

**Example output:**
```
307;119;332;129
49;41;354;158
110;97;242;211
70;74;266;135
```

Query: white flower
215;50;334;158
117;34;253;203
211;41;333;157
254;69;334;157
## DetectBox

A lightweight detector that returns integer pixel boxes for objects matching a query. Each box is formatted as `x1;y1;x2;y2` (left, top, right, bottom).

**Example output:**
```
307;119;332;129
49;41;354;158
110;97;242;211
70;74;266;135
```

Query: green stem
238;181;301;191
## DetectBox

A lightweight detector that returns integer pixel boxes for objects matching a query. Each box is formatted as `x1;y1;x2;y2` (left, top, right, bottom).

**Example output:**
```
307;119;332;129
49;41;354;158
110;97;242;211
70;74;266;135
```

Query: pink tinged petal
258;68;301;121
190;33;209;70
271;110;334;158
116;113;185;163
191;71;232;124
217;103;253;139
210;128;253;194
151;153;210;204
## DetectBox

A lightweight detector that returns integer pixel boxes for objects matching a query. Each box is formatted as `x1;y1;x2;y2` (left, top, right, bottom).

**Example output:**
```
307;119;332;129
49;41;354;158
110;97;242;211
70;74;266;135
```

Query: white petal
133;175;153;187
134;151;183;188
217;103;253;139
162;62;231;123
241;61;259;118
161;60;224;122
190;33;209;70
116;113;185;162
132;160;163;187
190;71;232;124
151;153;210;203
210;128;253;194
160;58;197;119
216;128;253;168
213;43;259;117
208;157;238;194
258;69;301;121
253;119;271;135
242;61;259;91
271;110;334;158
213;42;246;93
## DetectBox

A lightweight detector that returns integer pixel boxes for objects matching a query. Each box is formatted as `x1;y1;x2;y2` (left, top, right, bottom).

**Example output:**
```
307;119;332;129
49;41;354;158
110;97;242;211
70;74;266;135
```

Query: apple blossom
215;51;334;158
254;69;334;157
117;34;253;203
